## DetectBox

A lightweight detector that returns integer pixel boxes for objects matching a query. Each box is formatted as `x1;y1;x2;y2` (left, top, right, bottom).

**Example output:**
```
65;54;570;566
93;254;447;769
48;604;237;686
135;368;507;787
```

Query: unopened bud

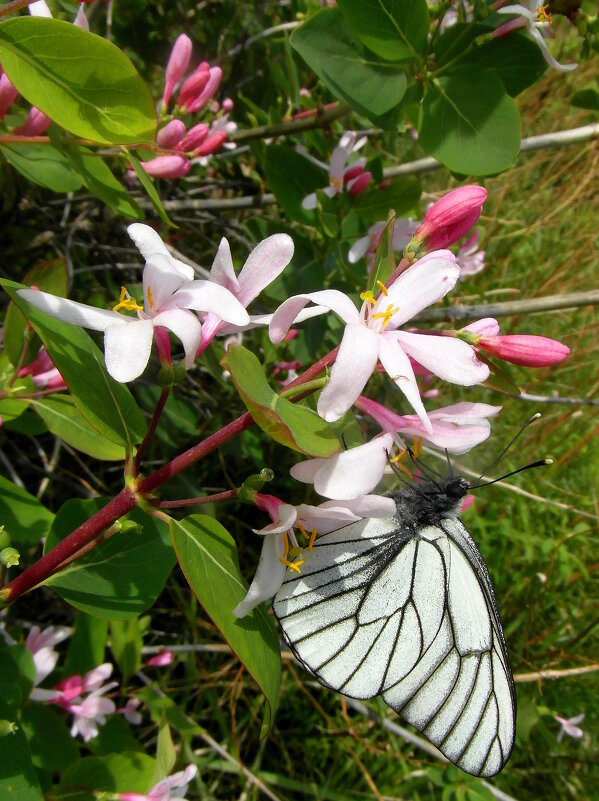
1;547;19;568
409;185;487;254
0;720;18;737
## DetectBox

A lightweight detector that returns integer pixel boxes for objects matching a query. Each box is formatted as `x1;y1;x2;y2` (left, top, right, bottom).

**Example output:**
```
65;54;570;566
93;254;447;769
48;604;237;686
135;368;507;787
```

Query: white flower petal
209;238;239;294
269;290;359;343
143;254;189;312
253;503;297;535
317;324;380;422
428;402;502;422
529;26;577;71
152;307;203;369
290;458;327;485
233;533;286;617
301;191;318;210
236;234;294;307
296;495;396;532
128;223;194;280
18;290;123;332
381;251;459;329
104;320;154;382
378;333;432;433
312;434;395;500
173;281;250;325
395;331;490;386
348;235;370;264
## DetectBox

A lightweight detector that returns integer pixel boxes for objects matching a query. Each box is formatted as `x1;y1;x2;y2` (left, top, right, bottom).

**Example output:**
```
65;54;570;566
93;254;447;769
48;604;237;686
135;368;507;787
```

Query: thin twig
155;489;238;509
506;392;599;407
229;102;352;144
514;663;599;683
226;21;301;57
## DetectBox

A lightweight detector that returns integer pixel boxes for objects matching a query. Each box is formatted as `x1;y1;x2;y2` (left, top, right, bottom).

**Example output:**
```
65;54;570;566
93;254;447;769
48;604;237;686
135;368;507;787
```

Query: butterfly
273;473;515;778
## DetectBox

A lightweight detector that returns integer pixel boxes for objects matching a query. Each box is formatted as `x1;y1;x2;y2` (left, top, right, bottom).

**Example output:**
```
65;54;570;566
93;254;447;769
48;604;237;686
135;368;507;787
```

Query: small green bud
0;547;19;568
0;720;18;737
157;363;187;387
0;526;10;550
238;468;275;503
115;520;141;535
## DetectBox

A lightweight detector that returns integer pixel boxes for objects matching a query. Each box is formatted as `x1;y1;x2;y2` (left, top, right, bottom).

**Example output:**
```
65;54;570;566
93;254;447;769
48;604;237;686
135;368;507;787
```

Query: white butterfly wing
273;515;515;778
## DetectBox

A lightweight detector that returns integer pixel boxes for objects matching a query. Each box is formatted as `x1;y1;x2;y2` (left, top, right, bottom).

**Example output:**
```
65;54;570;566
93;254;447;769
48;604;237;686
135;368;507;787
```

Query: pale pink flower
233;492;395;617
555;713;584;742
68;688;116;742
117;697;143;725
25;625;71;701
19;345;67;390
456;231;485;276
269;251;489;430
117;764;198;801
302;131;371;210
348;217;419;266
18;224;249;382
494;1;577;72
163;34;193;107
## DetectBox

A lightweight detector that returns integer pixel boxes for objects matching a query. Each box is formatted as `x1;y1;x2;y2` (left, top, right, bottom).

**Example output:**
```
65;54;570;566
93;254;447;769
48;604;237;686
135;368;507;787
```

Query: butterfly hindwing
273;513;515;778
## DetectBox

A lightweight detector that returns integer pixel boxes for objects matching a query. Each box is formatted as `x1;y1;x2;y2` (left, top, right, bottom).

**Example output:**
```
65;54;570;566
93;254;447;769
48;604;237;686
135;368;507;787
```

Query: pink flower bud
413;185;487;251
343;164;364;184
177;121;209;152
184;66;222;113
145;650;173;667
194;130;226;157
163;34;193;107
0;73;18;119
156;119;186;149
140;154;191;179
463;317;500;337
13;107;52;136
177;62;210;111
347;170;372;196
477;335;570;367
222;97;234;112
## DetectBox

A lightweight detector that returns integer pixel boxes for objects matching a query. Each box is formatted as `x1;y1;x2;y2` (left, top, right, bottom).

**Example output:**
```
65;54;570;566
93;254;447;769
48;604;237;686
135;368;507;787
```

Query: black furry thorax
390;475;470;529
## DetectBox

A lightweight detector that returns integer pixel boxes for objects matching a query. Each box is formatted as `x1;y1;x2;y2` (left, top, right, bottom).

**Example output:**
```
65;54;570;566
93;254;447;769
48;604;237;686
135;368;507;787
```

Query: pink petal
253;503;297;535
381;251;459;329
395;331;489;386
82;663;113;692
428;402;501;422
310;434;395;500
290;458;326;485
152;307;203;368
236;234;294;307
104;320;154;382
317;324;380;422
269;290;359;343
172;281;249;326
378;333;432;433
233;533;286;617
209;238;239;294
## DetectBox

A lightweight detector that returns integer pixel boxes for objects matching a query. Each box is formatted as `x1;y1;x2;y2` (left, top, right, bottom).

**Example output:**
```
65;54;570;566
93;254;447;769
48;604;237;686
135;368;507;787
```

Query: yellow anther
308;528;317;553
537;4;553;23
389;450;408;464
412;436;423;459
331;177;343;192
360;289;376;305
371;303;399;328
147;285;154;311
113;286;143;313
281;532;290;560
376;280;388;296
297;523;309;540
279;557;303;574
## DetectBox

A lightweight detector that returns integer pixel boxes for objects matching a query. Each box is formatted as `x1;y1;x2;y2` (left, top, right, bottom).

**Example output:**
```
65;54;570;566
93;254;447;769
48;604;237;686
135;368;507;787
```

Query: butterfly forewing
273;512;515;778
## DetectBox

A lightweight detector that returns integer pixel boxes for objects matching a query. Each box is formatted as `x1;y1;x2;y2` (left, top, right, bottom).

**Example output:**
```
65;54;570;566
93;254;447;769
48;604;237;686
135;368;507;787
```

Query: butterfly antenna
469;458;553;490
475;413;542;482
387;453;426;496
405;440;444;489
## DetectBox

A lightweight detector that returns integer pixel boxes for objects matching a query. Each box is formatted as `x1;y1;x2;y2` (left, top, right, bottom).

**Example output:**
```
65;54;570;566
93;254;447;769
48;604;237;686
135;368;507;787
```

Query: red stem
133;387;170;477
1;347;340;604
155;489;238;509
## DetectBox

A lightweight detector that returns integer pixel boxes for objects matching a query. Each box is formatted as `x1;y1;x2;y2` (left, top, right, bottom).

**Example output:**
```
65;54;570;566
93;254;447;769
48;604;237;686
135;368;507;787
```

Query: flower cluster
301;131;372;210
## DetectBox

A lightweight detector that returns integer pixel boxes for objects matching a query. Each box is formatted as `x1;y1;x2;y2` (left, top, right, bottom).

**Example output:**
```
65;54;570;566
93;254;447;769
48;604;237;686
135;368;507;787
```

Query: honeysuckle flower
68;687;116;742
176;122;209;153
19;345;67;389
145;650;174;667
410;186;487;255
233;492;396;617
12;107;52;137
302;131;371;210
494;1;577;72
456;231;485;276
269;251;489;429
156;119;186;149
178;64;222;114
347;217;420;266
25;625;71;701
163;34;193;107
0;70;18;119
460;318;570;367
53;662;115;705
18;224;250;382
117;764;198;801
29;0;89;28
555;713;584;742
140;154;191;179
196;233;294;353
117;697;143;725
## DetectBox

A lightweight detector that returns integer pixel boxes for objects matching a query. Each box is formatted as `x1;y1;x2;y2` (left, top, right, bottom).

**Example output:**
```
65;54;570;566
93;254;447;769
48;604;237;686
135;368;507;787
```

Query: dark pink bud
177;63;210;111
177;122;209;152
0;73;18;119
13;107;52;136
343;164;364;184
140;154;191;179
347;170;372;196
156;119;186;149
163;34;193;107
477;335;570;367
184;66;222;113
413;185;487;251
194;131;227;157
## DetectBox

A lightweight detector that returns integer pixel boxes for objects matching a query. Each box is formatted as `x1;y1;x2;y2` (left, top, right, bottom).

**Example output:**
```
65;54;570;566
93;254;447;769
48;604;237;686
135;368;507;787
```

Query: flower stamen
360;289;376;305
372;303;399;328
376;280;388;296
279;557;305;574
390;449;412;477
113;286;143;313
537;4;553;24
308;528;317;552
147;285;155;311
412;436;423;459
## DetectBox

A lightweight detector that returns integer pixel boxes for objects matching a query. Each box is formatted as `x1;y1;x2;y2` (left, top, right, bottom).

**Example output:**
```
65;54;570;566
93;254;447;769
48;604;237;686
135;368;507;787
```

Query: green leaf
0;18;155;144
54;752;155;801
433;22;490;66
171;515;281;731
0;475;54;545
87;714;144;756
110;618;142;682
350;177;421;222
292;8;407;120
420;67;521;176
0;642;36;712
44;500;176;619
0;699;43;801
128;152;173;226
571;86;599;110
338;0;429;61
457;32;547;97
316;188;340;237
3;257;67;367
367;211;397;292
65;146;143;219
152;717;177;786
62;614;108;677
221;345;340;457
20;705;80;771
0;143;82;192
2;279;147;448
30;395;126;461
264;145;326;225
